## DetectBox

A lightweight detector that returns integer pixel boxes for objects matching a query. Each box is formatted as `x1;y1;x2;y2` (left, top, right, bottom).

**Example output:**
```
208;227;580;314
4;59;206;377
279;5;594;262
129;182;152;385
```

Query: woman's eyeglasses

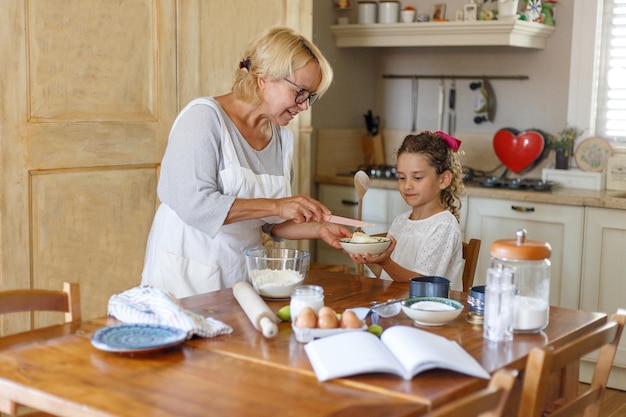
283;78;318;106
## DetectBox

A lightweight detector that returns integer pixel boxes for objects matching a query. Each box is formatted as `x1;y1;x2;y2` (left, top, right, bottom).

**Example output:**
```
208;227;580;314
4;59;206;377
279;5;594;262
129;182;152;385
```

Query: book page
381;326;490;379
304;331;405;381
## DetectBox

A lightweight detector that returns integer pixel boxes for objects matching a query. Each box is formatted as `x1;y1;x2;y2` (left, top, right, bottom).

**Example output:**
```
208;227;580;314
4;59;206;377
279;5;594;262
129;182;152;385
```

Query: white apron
141;98;292;298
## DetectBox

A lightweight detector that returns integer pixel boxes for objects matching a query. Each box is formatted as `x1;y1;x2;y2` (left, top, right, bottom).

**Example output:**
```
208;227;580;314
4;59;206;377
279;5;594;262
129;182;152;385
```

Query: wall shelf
330;20;556;49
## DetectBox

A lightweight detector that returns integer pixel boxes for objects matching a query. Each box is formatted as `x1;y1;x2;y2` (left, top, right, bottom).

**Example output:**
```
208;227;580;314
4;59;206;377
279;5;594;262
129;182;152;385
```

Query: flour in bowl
250;269;304;297
410;301;456;311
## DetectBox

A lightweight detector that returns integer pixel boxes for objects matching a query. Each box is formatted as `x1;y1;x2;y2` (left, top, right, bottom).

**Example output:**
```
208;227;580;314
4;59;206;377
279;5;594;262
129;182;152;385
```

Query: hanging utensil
353;170;370;276
437;79;445;131
411;77;418;133
471;78;497;124
447;79;456;135
483;78;497;122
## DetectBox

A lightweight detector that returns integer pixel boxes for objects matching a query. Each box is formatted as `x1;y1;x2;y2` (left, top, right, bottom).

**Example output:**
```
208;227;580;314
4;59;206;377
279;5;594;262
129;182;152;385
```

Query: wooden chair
462;238;481;292
518;311;626;417
0;282;81;417
402;368;518;417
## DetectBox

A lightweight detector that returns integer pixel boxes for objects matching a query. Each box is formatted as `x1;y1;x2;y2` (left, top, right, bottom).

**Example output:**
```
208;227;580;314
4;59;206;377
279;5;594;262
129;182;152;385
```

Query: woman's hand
276;194;331;224
348;236;397;265
318;222;352;250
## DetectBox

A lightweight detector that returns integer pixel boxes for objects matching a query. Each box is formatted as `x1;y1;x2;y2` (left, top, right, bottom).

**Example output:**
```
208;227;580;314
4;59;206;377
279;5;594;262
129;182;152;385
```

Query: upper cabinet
330;20;555;49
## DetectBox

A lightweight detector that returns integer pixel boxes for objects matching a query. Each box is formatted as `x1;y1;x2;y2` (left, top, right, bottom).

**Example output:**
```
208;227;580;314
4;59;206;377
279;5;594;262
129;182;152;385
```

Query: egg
294;307;317;328
340;310;363;329
317;307;339;329
317;306;336;317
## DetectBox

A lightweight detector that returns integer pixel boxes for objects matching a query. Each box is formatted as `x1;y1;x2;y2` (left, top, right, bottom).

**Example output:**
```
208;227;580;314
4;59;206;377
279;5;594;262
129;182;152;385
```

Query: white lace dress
380;210;463;291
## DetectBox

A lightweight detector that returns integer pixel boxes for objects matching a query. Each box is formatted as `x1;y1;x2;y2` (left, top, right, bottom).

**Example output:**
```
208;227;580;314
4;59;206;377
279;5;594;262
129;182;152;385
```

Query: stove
478;177;555;191
463;167;555;192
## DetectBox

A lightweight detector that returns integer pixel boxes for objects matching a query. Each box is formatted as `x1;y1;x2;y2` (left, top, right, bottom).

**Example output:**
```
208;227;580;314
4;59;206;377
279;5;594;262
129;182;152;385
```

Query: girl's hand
349;237;396;264
276;194;331;224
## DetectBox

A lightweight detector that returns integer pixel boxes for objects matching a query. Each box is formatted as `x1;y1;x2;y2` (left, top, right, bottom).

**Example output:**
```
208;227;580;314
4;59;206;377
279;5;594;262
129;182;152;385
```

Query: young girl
350;131;466;291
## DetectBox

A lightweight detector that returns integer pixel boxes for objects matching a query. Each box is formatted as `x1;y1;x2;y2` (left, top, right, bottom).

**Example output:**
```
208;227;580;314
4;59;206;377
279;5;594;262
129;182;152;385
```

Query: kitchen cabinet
579;207;626;390
465;196;584;309
316;184;408;271
330;20;555;49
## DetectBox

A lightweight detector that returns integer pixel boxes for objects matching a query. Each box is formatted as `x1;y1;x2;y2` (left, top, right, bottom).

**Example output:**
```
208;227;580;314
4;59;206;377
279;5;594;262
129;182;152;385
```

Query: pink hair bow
434;131;462;152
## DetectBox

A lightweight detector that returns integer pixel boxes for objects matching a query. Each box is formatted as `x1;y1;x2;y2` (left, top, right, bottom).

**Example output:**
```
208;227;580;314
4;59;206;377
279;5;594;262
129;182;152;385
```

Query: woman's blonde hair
232;27;333;104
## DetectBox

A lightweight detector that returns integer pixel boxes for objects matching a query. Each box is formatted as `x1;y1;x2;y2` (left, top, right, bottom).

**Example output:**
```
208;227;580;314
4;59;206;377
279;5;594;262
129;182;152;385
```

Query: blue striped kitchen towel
108;285;233;338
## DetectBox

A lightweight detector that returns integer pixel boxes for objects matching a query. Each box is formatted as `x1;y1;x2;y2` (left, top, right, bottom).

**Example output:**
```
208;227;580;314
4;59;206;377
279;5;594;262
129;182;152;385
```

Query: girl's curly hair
396;131;466;221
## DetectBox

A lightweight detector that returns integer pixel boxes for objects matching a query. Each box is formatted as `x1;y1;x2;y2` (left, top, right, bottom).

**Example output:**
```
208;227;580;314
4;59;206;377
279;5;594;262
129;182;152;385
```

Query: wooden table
0;270;607;417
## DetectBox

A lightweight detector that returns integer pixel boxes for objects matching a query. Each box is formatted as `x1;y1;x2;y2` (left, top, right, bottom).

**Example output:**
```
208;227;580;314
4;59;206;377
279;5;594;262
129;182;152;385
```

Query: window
596;0;626;140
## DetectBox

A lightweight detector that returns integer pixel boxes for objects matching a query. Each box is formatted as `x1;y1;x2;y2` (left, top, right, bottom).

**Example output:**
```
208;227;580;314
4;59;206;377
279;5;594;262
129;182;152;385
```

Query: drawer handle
341;199;359;206
511;205;535;212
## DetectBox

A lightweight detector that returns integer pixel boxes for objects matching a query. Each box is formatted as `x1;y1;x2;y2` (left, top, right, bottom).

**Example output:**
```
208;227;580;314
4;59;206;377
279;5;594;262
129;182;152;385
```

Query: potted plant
548;126;584;169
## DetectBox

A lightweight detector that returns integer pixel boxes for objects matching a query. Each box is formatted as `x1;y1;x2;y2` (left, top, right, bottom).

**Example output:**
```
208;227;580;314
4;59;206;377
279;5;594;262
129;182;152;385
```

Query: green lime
368;324;383;337
276;305;291;322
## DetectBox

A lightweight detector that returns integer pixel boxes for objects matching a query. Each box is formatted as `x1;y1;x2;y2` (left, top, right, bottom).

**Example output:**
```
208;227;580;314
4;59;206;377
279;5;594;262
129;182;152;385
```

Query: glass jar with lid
290;285;324;322
490;229;552;334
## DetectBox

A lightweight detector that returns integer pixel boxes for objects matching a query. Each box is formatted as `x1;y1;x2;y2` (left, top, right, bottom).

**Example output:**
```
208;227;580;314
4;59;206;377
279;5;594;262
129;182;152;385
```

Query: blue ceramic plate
91;323;187;353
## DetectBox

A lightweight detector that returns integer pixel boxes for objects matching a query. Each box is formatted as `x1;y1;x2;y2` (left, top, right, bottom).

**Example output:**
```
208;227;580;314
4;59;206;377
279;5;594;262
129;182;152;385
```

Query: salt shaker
483;266;515;342
490;229;552;334
290;285;324;322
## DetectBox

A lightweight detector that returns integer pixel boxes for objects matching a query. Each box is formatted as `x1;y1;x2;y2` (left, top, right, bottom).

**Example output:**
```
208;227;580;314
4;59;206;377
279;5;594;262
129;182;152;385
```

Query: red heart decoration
493;128;546;174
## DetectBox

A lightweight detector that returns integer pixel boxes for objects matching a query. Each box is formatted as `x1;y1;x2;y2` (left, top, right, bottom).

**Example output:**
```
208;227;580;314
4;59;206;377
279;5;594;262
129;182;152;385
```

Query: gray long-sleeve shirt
157;97;290;238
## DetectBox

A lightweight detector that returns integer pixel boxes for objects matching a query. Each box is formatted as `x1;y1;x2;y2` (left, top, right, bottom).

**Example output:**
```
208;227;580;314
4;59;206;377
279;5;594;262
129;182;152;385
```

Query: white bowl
244;248;309;299
339;237;391;256
401;297;463;326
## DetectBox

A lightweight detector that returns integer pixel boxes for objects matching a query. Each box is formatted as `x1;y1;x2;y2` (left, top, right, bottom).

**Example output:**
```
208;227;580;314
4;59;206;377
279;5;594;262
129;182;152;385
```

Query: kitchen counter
314;175;626;211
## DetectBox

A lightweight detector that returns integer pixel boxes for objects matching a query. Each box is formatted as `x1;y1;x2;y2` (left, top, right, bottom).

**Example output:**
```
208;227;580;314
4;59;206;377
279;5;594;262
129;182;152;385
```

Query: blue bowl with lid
409;276;450;298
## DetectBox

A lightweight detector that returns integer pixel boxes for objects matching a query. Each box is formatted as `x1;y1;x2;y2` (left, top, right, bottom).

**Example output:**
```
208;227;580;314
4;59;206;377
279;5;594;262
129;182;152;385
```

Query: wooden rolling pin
232;281;278;338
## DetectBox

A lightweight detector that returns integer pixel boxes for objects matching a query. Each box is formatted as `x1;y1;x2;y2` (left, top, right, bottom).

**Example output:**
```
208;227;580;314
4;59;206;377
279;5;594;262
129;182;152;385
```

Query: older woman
141;27;350;298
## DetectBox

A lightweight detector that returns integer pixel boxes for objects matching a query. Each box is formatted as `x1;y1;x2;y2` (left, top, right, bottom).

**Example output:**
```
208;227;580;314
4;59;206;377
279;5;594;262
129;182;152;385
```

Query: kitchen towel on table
108;285;233;338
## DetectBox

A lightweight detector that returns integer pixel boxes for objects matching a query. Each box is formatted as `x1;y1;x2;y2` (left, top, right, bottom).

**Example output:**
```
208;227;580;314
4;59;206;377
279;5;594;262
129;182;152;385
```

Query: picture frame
432;4;446;21
463;3;478;21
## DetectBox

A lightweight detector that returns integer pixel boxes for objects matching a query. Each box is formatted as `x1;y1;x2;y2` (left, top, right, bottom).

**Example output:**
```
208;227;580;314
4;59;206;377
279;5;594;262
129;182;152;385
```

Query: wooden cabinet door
0;0;177;334
579;207;626;389
465;197;584;309
0;0;311;334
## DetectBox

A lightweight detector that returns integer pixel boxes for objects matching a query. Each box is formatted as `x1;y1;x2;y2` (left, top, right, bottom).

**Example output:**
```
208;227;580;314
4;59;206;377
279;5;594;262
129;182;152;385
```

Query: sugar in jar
489;229;552;334
290;285;324;322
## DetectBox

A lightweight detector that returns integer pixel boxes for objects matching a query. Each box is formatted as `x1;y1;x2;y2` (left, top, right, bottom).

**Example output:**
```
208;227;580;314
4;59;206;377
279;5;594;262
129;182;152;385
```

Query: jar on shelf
358;1;377;24
489;229;552;334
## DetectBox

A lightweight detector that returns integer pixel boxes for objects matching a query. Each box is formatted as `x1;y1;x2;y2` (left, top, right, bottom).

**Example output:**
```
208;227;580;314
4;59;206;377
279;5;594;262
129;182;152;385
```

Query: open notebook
304;325;490;382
